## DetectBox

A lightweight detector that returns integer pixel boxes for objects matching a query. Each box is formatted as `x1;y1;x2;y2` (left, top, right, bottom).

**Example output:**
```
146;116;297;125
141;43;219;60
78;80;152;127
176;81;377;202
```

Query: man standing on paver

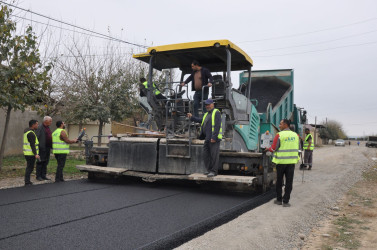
187;99;222;177
181;60;214;117
302;128;314;170
266;119;300;207
52;121;78;182
36;116;53;181
23;120;40;185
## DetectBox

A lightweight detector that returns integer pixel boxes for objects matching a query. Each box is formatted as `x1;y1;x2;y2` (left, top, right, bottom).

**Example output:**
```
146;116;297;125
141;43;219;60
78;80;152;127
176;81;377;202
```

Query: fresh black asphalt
0;179;274;250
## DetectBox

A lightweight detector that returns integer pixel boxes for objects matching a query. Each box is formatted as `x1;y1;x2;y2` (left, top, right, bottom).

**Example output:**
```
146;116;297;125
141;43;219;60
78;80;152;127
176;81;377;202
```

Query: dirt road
178;145;377;249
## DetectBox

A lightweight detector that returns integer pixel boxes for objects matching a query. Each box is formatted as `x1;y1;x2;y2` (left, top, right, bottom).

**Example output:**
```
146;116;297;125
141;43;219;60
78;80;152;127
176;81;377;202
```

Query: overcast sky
12;0;377;136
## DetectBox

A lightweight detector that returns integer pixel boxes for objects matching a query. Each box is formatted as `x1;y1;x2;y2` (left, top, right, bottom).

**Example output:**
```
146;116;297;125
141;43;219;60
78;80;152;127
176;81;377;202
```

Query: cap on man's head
204;99;214;105
305;128;310;132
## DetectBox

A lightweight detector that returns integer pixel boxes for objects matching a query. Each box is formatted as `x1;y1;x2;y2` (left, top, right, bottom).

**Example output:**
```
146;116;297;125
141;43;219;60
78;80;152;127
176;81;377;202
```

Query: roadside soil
177;145;377;250
302;159;377;249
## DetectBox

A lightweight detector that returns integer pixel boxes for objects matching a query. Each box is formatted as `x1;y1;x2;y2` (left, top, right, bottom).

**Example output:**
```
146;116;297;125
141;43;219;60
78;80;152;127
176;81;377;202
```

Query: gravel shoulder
177;145;377;250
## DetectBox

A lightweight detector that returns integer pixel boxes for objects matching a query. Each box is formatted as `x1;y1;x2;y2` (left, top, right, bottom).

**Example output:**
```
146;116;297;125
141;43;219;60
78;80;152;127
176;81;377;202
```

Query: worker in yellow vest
23;120;40;185
187;99;222;177
52;121;78;182
139;77;166;100
266;119;300;207
302;128;314;170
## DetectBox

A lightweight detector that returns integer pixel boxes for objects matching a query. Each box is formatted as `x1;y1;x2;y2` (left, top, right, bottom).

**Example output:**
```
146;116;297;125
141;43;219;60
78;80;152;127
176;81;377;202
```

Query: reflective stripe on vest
52;128;69;154
142;81;161;95
272;130;300;164
200;109;223;139
303;134;315;150
23;130;39;156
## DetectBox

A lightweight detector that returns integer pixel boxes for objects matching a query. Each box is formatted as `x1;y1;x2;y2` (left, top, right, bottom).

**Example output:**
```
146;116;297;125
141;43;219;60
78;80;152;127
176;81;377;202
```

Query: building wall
0;109;44;155
67;122;111;145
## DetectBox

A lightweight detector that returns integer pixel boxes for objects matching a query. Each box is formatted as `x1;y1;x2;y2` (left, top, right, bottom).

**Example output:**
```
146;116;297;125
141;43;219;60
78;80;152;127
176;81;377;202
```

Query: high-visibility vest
303;134;315;150
23;130;39;156
142;81;161;95
200;109;223;140
52;128;69;154
272;130;300;164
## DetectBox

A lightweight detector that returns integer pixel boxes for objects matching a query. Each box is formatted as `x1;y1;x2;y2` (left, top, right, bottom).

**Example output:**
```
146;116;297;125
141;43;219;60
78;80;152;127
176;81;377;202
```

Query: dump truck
77;40;306;191
366;136;377;148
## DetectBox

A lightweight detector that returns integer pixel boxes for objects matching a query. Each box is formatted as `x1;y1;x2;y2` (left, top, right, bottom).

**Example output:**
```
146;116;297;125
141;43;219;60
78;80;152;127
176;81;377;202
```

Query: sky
7;0;377;136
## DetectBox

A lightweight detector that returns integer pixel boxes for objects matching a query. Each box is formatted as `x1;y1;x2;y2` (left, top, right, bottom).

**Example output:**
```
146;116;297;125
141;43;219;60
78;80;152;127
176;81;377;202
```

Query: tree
54;39;152;145
319;120;347;140
0;5;51;169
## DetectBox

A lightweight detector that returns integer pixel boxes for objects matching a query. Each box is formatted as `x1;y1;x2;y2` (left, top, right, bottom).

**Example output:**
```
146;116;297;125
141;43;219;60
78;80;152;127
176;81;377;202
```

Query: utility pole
163;69;170;97
314;116;317;145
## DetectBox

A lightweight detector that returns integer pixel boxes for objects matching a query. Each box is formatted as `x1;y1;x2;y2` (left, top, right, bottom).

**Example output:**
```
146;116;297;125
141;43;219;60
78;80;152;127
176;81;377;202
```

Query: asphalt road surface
0;178;273;250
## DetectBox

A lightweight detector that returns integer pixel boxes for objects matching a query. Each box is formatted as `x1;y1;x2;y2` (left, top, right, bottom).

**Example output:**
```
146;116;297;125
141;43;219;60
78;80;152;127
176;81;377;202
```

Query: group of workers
23;117;78;185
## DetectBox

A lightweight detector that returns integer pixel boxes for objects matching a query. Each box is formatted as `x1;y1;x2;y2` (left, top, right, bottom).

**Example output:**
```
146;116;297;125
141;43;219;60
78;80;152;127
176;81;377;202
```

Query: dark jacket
191;108;221;142
36;123;52;150
24;128;38;156
184;67;214;94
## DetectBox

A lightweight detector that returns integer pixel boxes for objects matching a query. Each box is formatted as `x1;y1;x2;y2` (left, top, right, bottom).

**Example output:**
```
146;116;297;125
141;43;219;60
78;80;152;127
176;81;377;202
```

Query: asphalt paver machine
78;40;306;191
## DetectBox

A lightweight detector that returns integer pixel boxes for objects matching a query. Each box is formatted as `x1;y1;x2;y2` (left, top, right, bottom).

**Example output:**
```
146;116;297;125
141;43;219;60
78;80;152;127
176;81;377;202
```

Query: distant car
335;139;345;147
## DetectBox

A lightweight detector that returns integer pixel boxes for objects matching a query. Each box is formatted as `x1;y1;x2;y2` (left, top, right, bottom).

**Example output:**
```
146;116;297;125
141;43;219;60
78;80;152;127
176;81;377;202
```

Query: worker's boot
308;166;312;170
207;172;217;177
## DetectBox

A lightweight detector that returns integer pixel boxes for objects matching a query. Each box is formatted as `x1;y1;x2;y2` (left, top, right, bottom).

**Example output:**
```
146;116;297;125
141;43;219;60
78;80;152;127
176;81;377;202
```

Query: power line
43;52;134;60
10;14;122;42
251;40;377;57
239;17;377;43
251;29;377;53
10;14;139;59
347;122;377;126
0;0;147;48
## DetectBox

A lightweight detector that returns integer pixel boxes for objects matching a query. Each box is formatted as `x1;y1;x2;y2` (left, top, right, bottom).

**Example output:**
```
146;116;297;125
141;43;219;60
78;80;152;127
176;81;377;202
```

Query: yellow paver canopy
133;40;253;73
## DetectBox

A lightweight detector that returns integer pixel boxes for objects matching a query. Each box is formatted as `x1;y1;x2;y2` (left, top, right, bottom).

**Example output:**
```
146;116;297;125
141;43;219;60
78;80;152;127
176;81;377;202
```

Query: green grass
321;245;333;250
363;166;377;182
0;155;85;179
2;155;26;167
70;145;85;151
334;216;362;228
333;216;362;249
46;158;84;174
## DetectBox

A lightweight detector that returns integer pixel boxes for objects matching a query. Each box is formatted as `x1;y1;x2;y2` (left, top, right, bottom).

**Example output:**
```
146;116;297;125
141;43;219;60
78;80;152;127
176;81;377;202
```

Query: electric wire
10;13;127;43
0;0;147;48
251;40;377;57
251;29;377;53
9;14;138;59
239;17;377;43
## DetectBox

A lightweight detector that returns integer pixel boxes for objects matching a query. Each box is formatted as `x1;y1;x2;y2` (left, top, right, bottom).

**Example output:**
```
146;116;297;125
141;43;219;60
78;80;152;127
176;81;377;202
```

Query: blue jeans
193;91;208;118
